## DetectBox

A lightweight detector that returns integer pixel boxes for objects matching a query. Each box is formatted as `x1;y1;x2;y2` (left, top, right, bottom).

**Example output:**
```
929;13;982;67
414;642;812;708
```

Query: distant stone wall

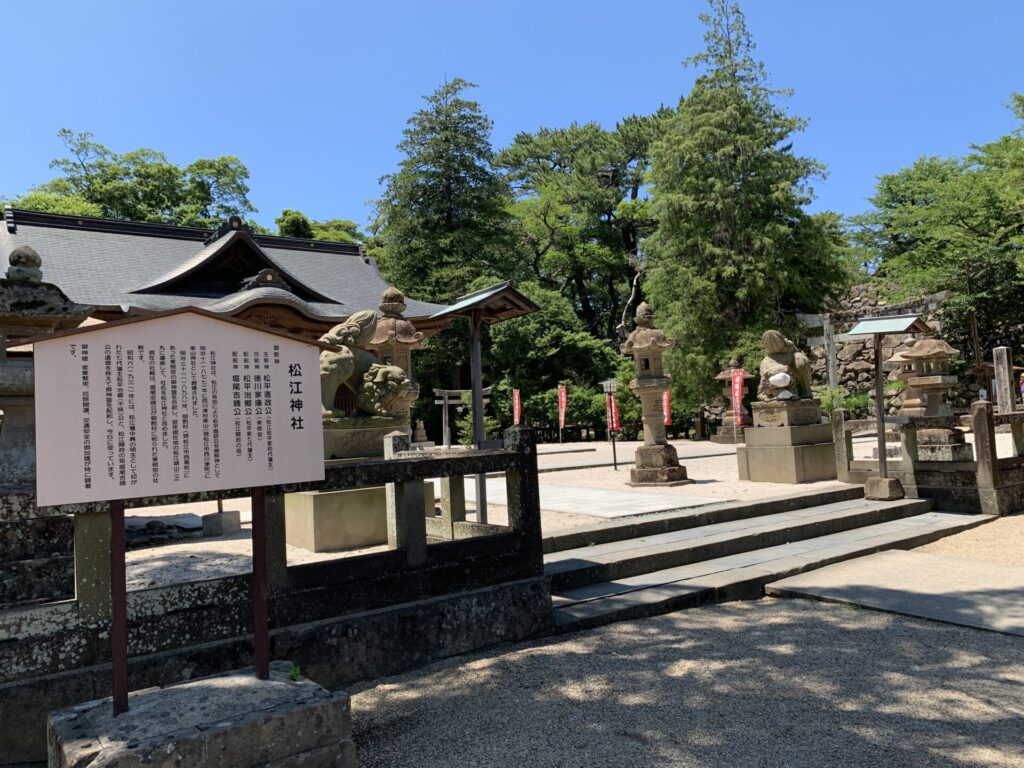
805;283;953;413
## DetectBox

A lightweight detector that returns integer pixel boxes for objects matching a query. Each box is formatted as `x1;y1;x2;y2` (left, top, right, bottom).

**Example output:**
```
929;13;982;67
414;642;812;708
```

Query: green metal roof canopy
846;314;931;337
430;281;539;323
844;312;931;482
430;281;538;525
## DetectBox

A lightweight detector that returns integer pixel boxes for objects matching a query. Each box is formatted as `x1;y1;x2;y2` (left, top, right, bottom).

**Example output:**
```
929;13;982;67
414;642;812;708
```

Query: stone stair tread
541;487;866;554
544;498;931;577
552;512;993;628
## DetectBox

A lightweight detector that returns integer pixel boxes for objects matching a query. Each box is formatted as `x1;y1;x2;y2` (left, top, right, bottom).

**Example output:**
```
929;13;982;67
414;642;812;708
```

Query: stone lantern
711;360;754;444
365;286;424;377
1;246;93;485
899;338;959;418
899;338;971;461
365;286;423;434
620;302;691;486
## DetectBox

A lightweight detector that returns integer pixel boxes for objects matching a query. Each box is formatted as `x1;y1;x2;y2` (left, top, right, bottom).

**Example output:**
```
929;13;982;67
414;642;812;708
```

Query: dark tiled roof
0;208;446;320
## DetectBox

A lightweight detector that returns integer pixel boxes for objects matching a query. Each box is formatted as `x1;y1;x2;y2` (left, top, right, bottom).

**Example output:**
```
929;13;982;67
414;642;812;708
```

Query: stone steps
545;497;933;592
547;502;994;633
542;486;864;555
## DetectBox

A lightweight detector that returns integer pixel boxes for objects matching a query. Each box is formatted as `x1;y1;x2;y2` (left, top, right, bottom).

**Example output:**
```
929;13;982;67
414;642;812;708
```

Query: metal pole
251;487;270;680
109;499;129;716
468;311;487;524
611;430;618;470
874;334;888;479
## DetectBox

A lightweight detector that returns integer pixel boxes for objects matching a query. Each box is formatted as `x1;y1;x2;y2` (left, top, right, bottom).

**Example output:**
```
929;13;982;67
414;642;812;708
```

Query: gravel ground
916;516;1024;566
351;599;1024;768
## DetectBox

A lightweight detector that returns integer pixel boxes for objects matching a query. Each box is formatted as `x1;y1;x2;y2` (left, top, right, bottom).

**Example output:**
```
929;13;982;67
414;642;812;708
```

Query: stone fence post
502;426;543;573
384;431;426;566
972;400;998;490
831;408;852;482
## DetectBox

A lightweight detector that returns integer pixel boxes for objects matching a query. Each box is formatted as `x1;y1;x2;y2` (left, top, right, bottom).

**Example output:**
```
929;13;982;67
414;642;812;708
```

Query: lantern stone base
47;662;356;768
285;483;434;552
628;444;693;487
915;427;974;462
711;422;748;444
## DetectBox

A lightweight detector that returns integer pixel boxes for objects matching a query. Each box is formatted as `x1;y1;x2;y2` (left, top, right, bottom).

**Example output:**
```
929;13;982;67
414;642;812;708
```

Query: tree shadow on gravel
350;598;1024;768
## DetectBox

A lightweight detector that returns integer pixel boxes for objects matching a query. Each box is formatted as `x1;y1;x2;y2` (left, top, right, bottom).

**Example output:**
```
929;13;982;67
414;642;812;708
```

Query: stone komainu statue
356;364;415;416
757;330;813;401
319;310;414;418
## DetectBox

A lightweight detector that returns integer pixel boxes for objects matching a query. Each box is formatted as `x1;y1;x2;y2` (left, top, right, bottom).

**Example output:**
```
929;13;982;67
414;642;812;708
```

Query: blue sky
3;1;1022;232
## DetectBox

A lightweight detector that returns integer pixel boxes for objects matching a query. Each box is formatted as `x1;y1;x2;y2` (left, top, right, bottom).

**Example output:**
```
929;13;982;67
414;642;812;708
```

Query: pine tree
645;0;848;408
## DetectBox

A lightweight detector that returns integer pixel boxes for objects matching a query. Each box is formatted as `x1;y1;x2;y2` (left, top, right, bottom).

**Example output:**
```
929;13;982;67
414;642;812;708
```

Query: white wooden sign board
33;311;325;507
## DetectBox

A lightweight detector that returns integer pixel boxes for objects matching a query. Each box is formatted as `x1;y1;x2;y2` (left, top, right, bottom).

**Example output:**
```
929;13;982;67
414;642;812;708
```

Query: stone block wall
0;491;73;606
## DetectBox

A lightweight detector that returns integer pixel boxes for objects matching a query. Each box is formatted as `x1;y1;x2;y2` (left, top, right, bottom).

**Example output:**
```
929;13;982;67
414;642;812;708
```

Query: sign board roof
846;314;931;337
430;281;539;323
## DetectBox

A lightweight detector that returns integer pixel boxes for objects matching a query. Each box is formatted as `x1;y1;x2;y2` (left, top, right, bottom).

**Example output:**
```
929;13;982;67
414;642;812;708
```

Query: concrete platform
47;661;355;767
768;550;1024;637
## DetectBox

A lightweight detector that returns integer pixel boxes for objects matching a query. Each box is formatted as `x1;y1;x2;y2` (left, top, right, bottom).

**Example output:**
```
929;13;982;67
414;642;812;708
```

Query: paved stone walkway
351;599;1024;768
768;550;1024;636
469;479;723;518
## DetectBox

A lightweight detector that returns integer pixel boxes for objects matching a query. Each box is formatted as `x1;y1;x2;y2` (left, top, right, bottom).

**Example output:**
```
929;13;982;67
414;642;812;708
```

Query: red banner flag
558;385;567;429
513;389;522;426
610;393;621;432
730;369;745;426
663;389;672;426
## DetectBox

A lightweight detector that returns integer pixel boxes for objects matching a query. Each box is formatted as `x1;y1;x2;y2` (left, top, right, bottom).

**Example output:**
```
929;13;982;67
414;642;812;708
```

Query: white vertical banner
33;311;325;507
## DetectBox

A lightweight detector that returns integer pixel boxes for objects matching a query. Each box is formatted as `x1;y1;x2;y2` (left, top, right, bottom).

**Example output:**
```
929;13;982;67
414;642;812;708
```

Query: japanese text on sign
34;312;324;507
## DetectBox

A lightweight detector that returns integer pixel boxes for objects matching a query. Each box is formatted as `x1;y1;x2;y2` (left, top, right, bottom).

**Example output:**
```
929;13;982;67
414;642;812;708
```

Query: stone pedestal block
915;427;974;462
865;476;905;501
751;399;823;428
202;509;241;537
322;417;406;459
737;421;837;484
285;483;433;552
47;661;356;768
628;444;693;487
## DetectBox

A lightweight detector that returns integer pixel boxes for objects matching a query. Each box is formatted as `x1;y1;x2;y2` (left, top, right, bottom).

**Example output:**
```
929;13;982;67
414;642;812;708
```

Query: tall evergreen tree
645;0;849;408
373;78;515;303
496;111;671;340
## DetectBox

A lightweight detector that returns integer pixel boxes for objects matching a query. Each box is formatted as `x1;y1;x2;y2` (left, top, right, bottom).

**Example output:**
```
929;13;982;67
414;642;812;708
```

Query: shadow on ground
350;598;1024;768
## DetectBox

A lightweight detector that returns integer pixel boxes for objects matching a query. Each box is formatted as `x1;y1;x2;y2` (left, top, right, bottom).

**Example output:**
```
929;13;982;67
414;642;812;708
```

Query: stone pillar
74;510;112;622
384;431;426;565
438;476;466;539
993;346;1016;414
503;426;543;572
265;493;289;589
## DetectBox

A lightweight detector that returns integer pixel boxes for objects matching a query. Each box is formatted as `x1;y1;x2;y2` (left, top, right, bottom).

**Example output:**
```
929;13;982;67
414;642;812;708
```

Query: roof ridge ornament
205;215;250;245
240;268;292;293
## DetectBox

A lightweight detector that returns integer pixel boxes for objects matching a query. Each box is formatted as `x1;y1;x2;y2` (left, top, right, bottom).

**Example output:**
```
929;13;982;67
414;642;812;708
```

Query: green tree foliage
373;79;516;303
495;113;670;339
8;190;103;217
275;209;366;243
853;96;1024;360
483;280;619;394
31;129;255;227
645;0;849;409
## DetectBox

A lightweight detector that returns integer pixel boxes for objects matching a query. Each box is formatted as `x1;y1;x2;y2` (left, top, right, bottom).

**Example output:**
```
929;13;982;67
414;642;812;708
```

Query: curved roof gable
130;228;336;304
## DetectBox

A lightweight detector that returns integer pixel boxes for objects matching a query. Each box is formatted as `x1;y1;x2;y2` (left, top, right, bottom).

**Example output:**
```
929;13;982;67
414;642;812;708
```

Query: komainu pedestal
737;400;837;483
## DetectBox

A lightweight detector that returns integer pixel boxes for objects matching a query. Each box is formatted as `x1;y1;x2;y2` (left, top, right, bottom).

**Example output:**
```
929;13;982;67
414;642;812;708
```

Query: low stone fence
832;402;1024;516
0;426;550;765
